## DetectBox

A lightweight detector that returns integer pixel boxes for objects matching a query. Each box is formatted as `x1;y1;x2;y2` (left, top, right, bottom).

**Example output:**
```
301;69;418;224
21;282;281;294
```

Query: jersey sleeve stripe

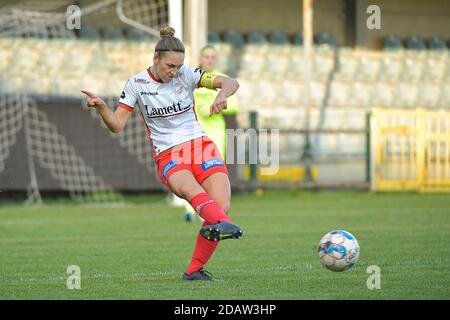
118;102;134;112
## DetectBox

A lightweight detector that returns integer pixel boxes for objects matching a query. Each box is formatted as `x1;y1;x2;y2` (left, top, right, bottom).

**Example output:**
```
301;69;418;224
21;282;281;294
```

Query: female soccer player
183;45;240;223
81;26;243;281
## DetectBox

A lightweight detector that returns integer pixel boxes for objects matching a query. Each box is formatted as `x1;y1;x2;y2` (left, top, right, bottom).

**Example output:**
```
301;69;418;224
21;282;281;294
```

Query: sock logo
195;199;214;214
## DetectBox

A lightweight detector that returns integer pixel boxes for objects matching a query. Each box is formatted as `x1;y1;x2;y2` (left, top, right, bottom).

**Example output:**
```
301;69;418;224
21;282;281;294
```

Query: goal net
116;0;169;38
0;0;171;204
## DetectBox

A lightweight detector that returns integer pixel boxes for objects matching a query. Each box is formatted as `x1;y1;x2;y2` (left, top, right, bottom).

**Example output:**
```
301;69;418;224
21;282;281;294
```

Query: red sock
186;222;219;274
189;192;231;224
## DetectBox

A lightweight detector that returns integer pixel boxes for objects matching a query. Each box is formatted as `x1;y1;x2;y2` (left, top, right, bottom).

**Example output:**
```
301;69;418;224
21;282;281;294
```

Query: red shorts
155;137;229;190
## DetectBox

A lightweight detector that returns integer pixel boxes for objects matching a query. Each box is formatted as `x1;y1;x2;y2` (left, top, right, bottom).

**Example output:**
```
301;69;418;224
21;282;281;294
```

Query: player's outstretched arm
81;90;132;133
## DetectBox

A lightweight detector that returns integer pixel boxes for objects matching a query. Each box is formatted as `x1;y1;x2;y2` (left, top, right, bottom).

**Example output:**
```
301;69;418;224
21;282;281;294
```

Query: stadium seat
238;52;265;78
79;74;107;96
394;82;418;108
310;81;326;107
25;29;47;39
371;82;395;107
102;26;123;40
0;45;12;71
223;30;245;48
293;32;303;46
377;55;402;81
252;79;277;106
9;47;38;72
22;73;50;96
210;42;234;74
80;25;100;39
428;36;447;50
48;25;76;39
444;62;450;82
383;35;402;51
321;108;344;130
438;83;450;108
103;74;127;97
49;74;76;97
416;83;440;108
126;28;145;41
355;56;380;81
286;54;305;80
422;58;445;81
235;78;255;106
247;31;266;44
313;54;334;80
277;80;303;106
213;42;232;56
284;133;305;153
34;44;64;76
335;54;359;80
207;30;221;43
60;46;90;75
399;57;423;82
405;36;426;51
348;82;372;108
328;80;350;107
243;43;270;55
316;33;336;47
317;133;365;158
344;108;366;130
263;52;289;79
0;76;19;95
258;108;303;130
268;32;289;45
320;107;364;130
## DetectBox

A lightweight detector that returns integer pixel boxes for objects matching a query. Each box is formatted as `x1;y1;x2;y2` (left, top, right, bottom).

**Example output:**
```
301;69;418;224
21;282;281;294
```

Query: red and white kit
118;65;228;188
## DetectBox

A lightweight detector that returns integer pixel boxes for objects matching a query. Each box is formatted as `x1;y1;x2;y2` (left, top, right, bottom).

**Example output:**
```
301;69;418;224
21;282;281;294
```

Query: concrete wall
55;0;450;49
208;0;347;45
356;0;450;49
209;0;450;48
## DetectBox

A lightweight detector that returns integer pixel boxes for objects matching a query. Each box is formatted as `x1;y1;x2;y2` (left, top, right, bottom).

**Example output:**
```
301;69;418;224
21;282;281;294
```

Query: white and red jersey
118;65;206;156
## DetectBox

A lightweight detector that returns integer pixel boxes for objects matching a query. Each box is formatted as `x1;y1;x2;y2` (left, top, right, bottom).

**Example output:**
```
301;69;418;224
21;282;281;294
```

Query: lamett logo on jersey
140;91;158;96
144;101;190;118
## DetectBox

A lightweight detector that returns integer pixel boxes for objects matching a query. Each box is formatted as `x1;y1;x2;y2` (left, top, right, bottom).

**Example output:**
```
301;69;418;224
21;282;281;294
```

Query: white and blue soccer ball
317;230;360;272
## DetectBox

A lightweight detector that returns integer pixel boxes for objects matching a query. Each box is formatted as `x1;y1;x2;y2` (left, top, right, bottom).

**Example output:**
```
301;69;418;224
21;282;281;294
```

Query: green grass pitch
0;191;449;299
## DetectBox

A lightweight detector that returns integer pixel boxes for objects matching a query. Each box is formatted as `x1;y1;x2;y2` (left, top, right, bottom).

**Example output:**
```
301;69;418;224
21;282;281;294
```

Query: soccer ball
317;230;360;272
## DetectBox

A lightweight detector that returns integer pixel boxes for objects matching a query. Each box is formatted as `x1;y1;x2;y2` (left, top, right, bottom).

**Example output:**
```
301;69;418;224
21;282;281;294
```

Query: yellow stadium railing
371;108;450;193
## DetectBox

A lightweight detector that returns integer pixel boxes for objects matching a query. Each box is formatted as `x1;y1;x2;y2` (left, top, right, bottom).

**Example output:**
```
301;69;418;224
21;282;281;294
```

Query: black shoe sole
200;223;244;241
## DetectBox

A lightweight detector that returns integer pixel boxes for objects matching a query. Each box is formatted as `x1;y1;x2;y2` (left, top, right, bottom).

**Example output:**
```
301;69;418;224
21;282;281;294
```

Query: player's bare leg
201;172;231;214
168;170;204;201
198;172;243;241
168;170;243;281
168;170;242;240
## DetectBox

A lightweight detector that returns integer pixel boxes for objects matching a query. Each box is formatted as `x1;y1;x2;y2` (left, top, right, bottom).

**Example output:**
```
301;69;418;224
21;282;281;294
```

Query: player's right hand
81;90;106;109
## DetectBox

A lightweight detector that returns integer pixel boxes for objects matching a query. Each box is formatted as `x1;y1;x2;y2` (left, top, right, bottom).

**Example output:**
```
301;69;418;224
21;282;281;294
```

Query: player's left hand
210;97;227;116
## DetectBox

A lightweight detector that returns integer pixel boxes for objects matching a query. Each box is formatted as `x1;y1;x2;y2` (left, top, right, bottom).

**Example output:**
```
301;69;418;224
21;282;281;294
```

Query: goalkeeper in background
184;45;240;222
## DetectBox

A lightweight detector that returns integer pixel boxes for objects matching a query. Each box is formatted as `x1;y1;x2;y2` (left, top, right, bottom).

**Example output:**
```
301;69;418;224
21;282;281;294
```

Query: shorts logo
162;160;178;178
201;158;224;171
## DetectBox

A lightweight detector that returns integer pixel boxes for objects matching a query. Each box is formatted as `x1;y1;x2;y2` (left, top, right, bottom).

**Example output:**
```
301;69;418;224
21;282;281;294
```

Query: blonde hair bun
160;26;175;38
